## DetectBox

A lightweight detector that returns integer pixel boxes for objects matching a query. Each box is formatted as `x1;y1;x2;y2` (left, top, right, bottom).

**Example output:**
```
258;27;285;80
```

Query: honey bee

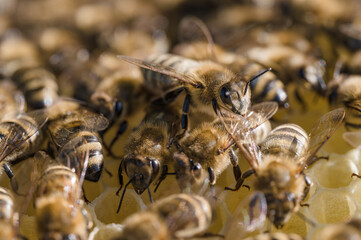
90;64;147;153
0;187;17;239
116;107;180;212
173;102;278;192
244;45;327;98
0;109;48;179
114;193;212;240
40;135;92;239
117;52;259;132
173;17;289;108
0;34;59;109
222;108;345;228
0;80;26;120
46;99;109;182
328;74;361;131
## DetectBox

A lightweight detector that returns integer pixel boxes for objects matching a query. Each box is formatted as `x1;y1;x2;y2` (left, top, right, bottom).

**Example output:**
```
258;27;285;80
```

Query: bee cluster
1;0;361;239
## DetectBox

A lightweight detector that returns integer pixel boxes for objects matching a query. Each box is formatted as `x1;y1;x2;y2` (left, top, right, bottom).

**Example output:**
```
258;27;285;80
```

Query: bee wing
10;151;53;196
224;192;267;239
0;109;48;163
300;108;345;170
343;132;361;148
117;55;198;87
217;109;262;171
50;110;108;148
176;16;218;62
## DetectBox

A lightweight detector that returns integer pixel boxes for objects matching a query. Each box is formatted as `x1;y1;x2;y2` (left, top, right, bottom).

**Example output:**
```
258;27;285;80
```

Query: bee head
219;81;250;116
173;151;202;191
266;192;297;229
124;155;160;194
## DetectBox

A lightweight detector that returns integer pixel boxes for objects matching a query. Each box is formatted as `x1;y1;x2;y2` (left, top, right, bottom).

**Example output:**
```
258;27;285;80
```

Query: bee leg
116;161;124;196
229;148;241;182
208;167;217;199
302;172;312;199
307;155;329;166
152;87;185;105
154;165;173;193
300;203;310;207
3;163;14;179
105;121;128;158
82;187;90;204
294;88;307;111
225;169;254;191
180;94;191;135
352;173;361;178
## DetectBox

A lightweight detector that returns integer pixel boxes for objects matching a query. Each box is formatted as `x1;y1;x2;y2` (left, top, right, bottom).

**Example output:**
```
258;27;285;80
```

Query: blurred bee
243;233;303;240
10;136;92;240
0;187;17;239
116;107;180;213
328;73;361;131
223;192;303;240
0;109;48;179
222;108;345;228
46;99;109;182
114;193;212;240
173;102;278;192
0;34;59;109
0;80;26;120
173;17;289;108
90;64;147;154
117;51;263;133
244;45;327;99
317;218;361;240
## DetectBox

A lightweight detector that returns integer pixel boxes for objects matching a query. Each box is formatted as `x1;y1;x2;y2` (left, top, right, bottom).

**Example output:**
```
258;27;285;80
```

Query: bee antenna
244;68;272;95
116;177;134;213
147;185;153;203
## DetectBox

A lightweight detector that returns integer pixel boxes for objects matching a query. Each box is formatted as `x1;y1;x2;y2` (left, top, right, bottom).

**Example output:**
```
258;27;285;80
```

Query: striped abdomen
12;67;59;109
0;114;43;163
149;194;212;238
245;63;288;108
243;232;303;240
260;123;308;159
37;165;79;200
48;115;104;182
142;54;200;95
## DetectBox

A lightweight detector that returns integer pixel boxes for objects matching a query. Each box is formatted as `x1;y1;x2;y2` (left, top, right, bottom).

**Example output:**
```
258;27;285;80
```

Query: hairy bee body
0;80;26;120
328;75;361;130
115;193;212;240
35;163;90;240
244;45;326;95
0;111;45;165
0;187;16;240
12;66;59;109
174;41;288;107
120;108;180;195
47;106;107;182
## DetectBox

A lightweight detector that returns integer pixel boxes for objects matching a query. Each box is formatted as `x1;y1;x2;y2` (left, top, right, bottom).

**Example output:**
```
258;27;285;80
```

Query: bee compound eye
114;101;123;116
220;87;232;105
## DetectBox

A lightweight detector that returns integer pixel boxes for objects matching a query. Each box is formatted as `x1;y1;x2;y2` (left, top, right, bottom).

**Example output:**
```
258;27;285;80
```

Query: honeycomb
1;0;361;239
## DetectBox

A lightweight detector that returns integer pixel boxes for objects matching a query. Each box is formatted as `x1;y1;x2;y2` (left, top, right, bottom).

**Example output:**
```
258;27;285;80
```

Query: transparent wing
50;109;108;148
343;132;361;148
0;109;48;163
176;16;218;62
117;55;198;87
224;192;267;240
300;108;345;170
10;151;53;196
57;136;89;200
